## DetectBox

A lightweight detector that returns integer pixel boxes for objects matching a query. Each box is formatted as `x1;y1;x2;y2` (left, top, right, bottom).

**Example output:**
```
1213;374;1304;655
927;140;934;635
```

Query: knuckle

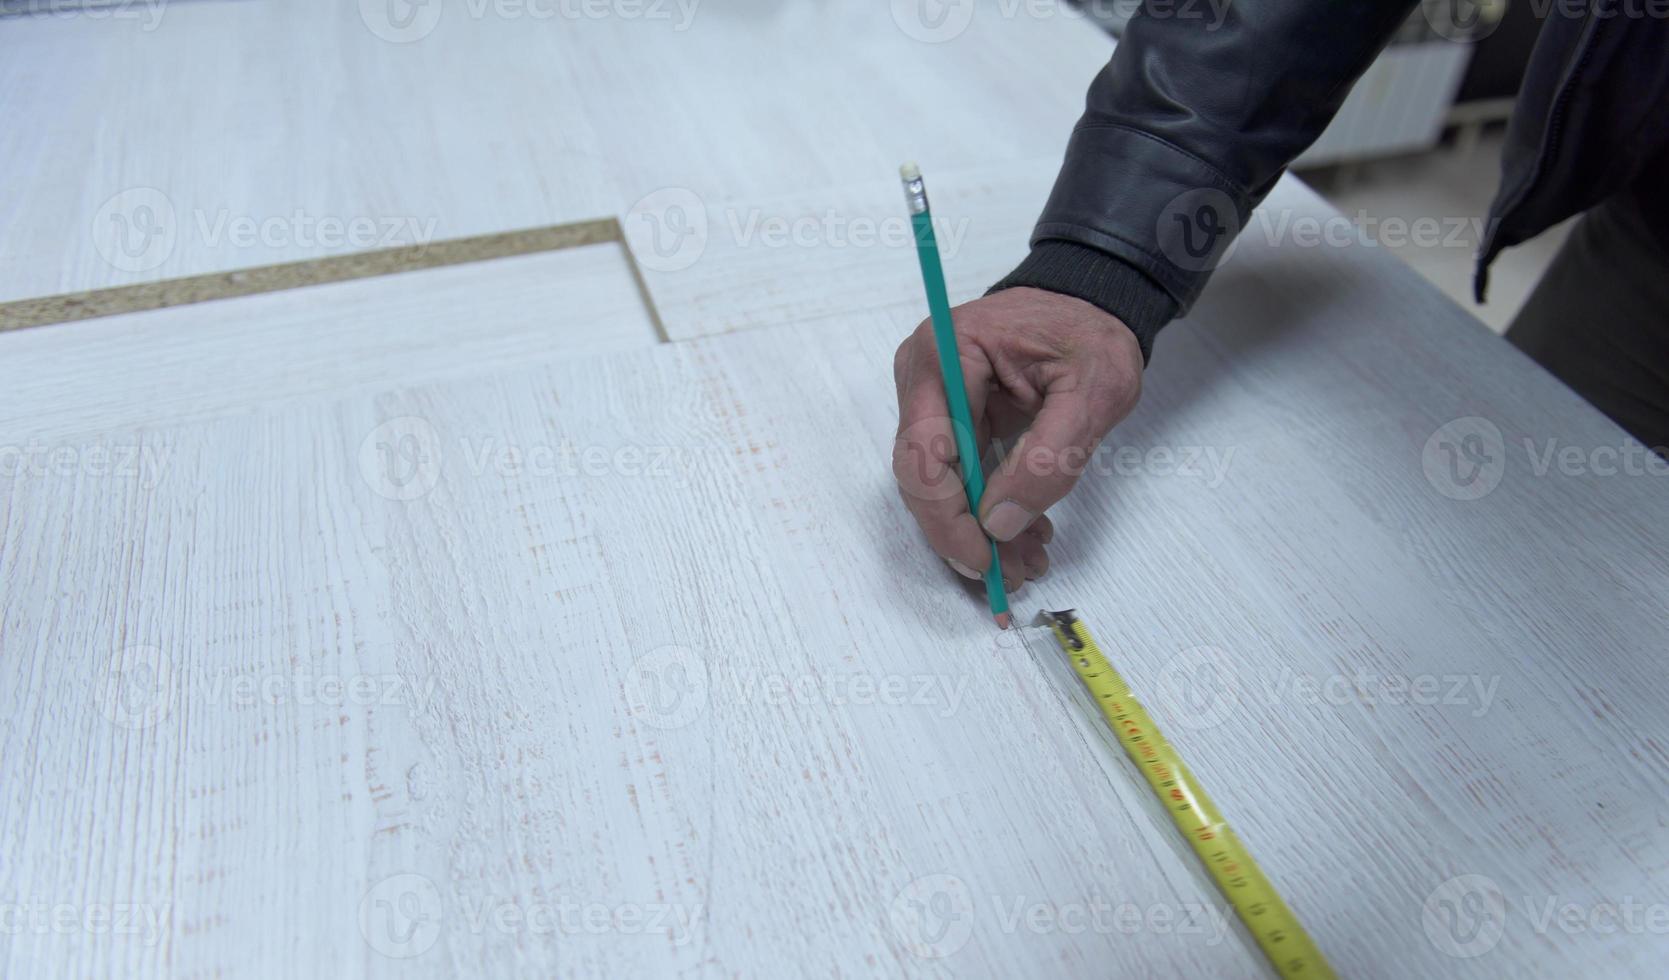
892;437;962;506
892;340;912;382
890;437;919;482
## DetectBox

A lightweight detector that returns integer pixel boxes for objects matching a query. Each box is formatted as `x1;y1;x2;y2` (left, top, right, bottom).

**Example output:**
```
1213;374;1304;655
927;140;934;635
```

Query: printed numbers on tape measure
1046;613;1337;980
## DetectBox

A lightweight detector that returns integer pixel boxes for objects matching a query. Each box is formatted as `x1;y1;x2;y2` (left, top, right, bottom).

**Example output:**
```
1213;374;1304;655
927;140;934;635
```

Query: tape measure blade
1041;612;1337;980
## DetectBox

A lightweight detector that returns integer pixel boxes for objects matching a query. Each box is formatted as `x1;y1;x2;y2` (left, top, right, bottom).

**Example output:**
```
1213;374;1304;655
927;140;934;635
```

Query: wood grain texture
0;0;1111;305
5;2;1668;976
0;242;659;444
0;219;619;332
0;324;1261;978
636;177;1669;976
2;178;1667;978
624;160;1053;341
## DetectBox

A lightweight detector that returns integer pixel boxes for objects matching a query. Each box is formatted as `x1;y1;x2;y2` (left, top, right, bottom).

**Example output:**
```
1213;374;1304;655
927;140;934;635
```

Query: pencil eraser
899;161;921;181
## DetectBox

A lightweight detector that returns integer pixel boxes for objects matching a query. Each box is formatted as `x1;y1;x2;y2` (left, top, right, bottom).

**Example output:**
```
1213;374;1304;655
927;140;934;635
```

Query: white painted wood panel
0;0;620;303
633;176;1669;975
625;159;1053;341
2;175;1667;978
0;331;1262;978
0;0;1112;304
0;242;658;444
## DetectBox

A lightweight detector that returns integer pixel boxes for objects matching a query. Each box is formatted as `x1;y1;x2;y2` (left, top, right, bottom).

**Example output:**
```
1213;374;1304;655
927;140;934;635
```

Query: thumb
977;390;1115;541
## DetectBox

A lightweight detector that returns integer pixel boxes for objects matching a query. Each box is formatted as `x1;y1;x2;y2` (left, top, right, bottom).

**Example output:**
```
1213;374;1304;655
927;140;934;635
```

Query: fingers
997;525;1049;591
893;322;997;572
979;386;1133;541
945;516;1051;592
896;289;1146;600
894;313;1073;593
893;414;989;572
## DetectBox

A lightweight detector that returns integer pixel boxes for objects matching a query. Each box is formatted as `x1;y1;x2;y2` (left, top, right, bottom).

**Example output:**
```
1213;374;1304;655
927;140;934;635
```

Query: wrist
989;241;1178;364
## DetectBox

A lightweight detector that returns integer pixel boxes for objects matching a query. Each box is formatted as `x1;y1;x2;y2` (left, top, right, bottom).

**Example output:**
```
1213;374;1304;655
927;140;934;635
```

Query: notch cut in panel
0;219;624;333
0;240;662;442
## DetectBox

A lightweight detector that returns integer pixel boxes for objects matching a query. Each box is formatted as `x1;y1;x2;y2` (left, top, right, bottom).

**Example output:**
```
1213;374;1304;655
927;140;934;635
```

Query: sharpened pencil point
995;612;1013;630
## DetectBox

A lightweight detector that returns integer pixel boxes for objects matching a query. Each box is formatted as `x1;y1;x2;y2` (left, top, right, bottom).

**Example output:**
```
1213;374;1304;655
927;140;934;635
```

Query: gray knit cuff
989;240;1179;363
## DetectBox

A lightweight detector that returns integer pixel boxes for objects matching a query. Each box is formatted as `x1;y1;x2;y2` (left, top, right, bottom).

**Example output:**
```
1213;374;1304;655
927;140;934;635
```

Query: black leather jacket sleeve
993;1;1420;361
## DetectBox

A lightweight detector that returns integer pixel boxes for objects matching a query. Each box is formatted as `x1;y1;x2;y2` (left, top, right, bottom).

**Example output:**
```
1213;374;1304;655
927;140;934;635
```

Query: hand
891;287;1144;592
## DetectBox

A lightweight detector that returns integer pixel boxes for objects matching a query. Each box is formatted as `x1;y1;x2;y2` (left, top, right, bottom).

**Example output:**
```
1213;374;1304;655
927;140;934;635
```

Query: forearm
996;0;1421;359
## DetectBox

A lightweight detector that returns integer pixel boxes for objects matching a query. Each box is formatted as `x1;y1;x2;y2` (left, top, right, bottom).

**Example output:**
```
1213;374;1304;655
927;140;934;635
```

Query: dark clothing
1506;192;1669;451
1481;5;1669;300
994;0;1669;363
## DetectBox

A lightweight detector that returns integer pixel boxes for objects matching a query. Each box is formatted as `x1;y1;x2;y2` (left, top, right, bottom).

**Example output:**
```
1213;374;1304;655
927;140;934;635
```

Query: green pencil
900;162;1012;629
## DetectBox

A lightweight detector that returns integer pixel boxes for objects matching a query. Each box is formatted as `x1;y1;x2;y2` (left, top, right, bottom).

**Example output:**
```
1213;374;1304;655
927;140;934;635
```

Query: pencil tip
994;612;1012;630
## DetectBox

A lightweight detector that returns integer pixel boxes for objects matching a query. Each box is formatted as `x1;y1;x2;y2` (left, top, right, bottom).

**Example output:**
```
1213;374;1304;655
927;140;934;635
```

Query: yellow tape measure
1039;610;1336;979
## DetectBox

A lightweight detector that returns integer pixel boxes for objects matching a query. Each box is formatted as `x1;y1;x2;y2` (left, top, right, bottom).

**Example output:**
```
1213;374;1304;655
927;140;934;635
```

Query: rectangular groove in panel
0;219;623;332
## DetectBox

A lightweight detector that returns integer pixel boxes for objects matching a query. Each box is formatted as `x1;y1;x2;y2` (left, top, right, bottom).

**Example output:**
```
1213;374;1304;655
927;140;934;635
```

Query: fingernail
983;500;1034;541
946;558;981;580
